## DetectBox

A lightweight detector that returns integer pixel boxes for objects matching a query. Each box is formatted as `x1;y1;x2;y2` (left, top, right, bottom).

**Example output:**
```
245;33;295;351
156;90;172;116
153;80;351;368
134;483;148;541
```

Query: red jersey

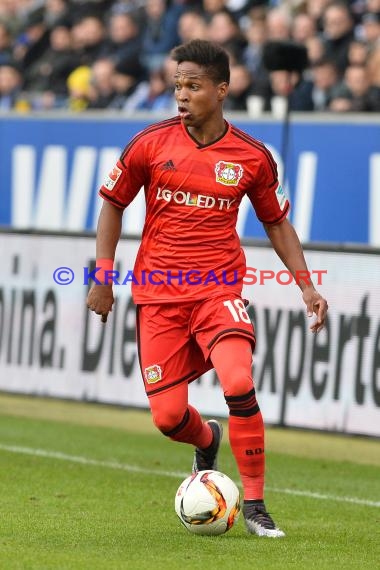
99;117;289;304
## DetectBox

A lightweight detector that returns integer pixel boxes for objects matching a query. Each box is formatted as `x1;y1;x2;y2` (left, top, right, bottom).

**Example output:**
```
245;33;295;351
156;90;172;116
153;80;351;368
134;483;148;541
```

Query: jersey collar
181;119;230;149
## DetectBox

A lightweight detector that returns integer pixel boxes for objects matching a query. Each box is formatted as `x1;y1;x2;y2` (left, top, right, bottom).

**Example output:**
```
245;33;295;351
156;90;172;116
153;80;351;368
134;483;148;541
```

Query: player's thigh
210;335;254;396
190;294;255;395
137;303;209;397
191;293;255;359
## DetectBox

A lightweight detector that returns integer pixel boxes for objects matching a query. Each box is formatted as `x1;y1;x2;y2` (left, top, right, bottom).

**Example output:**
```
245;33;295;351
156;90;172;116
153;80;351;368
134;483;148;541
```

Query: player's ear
217;82;229;101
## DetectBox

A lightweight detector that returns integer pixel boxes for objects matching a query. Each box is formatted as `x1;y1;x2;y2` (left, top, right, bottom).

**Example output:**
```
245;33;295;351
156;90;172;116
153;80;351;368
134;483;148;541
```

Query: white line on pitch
1;443;379;509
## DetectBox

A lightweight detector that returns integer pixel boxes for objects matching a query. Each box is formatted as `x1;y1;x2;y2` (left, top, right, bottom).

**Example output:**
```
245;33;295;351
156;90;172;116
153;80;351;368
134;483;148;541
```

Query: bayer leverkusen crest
144;364;162;384
215;161;243;186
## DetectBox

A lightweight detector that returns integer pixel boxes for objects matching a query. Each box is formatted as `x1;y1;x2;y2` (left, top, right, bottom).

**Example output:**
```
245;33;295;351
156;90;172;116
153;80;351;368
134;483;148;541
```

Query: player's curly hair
171;40;230;85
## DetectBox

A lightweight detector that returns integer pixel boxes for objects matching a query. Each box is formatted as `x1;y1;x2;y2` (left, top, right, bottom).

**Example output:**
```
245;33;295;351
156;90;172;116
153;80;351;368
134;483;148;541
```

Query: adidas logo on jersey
161;160;176;171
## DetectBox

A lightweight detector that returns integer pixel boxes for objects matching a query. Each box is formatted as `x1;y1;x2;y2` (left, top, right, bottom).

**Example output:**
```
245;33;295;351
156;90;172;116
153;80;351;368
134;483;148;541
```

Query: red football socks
163;404;213;448
149;383;212;448
211;336;265;500
228;410;265;500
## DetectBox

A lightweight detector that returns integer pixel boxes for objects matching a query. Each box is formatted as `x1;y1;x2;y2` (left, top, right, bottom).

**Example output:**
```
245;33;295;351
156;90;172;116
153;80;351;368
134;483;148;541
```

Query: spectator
123;66;175;112
242;12;269;100
109;57;145;109
267;68;314;111
0;0;377;114
88;57;118;108
103;11;141;68
349;0;368;22
343;64;372;110
361;12;380;46
160;52;178;90
0;61;30;110
327;60;374;112
305;34;326;65
244;1;268;22
242;11;269;97
71;14;109;66
366;0;380;15
122;65;173;113
305;0;331;32
292;13;317;44
202;0;228;23
266;7;292;40
141;0;182;72
22;21;79;100
224;62;254;110
322;2;355;73
122;52;176;115
66;64;92;111
328;85;354;111
347;39;368;65
177;10;208;42
88;55;145;111
0;1;26;35
242;12;267;76
311;57;342;110
207;9;247;61
13;8;50;74
44;0;70;29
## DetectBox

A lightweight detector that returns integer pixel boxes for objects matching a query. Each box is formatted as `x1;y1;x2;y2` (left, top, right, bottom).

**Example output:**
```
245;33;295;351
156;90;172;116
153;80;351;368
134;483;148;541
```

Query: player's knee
151;407;185;435
224;382;260;417
222;365;254;398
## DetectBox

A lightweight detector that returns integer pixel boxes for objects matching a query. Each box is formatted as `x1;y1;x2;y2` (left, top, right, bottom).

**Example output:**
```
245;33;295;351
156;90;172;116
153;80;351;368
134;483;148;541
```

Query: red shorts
136;293;255;397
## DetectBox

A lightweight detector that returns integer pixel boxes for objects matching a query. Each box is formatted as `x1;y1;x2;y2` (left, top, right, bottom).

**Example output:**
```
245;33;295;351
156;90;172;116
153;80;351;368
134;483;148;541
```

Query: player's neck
187;119;227;146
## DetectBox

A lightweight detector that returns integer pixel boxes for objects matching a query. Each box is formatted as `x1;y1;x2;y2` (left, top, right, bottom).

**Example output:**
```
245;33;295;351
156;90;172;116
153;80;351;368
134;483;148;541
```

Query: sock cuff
225;387;260;417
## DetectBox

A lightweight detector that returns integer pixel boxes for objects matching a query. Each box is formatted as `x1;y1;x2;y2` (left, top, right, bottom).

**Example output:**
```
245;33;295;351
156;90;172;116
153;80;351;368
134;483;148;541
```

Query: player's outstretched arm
87;201;123;323
263;218;328;333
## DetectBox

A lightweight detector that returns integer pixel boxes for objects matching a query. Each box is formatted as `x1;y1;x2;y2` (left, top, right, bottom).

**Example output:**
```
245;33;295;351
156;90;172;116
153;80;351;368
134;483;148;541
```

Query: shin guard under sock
225;388;265;500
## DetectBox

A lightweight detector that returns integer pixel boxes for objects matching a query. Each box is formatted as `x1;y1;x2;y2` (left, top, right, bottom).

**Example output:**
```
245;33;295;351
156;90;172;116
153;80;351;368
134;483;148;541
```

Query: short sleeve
99;136;147;210
246;147;290;224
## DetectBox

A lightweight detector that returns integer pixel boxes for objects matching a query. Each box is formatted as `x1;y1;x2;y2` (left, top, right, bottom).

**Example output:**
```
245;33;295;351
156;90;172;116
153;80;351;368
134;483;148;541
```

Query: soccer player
87;39;328;537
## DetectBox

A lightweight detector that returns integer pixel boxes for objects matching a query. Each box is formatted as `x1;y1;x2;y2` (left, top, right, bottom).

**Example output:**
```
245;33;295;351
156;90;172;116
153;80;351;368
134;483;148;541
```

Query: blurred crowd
0;0;379;114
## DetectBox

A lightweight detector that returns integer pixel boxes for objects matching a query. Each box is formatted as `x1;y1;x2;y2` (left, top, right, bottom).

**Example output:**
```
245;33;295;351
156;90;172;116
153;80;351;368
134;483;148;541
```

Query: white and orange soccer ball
175;470;241;536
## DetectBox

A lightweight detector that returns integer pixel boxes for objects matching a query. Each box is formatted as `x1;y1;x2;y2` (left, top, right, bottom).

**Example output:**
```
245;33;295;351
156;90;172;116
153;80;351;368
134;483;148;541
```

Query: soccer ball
175;470;240;536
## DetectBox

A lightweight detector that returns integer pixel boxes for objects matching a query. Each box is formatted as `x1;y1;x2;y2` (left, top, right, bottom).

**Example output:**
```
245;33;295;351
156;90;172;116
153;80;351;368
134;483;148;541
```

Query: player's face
174;62;228;127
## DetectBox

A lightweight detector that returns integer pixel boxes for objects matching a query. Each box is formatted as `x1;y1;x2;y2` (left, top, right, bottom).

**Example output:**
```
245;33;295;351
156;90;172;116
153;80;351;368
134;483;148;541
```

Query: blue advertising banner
0;114;379;244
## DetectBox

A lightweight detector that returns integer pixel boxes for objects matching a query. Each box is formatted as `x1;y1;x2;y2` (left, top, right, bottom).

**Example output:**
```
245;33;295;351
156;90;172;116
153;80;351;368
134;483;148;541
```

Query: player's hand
302;287;328;333
86;283;114;323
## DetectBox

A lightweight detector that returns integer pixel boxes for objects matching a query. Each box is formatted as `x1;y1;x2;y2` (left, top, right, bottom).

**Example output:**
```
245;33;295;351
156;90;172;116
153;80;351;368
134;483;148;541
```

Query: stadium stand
0;0;379;112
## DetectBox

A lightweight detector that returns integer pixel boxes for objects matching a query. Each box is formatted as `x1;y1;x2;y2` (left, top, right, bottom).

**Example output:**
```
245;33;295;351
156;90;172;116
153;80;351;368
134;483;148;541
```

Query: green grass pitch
0;393;379;570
